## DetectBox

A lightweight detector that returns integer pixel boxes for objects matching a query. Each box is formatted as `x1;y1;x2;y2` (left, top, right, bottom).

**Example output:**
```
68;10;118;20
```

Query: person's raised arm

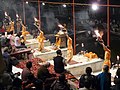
101;43;110;52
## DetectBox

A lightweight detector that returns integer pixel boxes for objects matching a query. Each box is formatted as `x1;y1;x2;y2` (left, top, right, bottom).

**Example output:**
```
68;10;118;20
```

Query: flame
117;55;119;60
81;43;84;47
16;14;19;18
58;24;64;28
34;17;38;22
94;30;101;38
5;12;7;16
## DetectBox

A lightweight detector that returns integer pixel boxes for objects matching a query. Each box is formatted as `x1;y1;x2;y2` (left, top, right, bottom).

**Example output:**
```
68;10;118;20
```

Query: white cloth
14;36;21;46
7;35;15;46
79;87;89;90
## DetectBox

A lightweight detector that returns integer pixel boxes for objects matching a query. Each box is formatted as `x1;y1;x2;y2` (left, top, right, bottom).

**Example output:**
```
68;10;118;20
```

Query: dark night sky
42;0;120;4
27;0;120;4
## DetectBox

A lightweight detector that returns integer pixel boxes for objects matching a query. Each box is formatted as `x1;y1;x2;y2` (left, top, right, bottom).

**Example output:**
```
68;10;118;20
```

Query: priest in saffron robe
55;36;61;49
21;24;29;42
101;43;111;70
37;30;45;51
10;21;15;32
67;35;73;62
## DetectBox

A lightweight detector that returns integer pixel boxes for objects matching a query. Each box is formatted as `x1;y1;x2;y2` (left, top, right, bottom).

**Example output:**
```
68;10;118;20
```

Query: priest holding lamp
3;12;12;32
95;30;111;70
34;17;45;51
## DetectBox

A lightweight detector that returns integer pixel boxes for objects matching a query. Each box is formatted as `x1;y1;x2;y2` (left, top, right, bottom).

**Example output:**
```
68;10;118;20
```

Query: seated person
2;47;19;75
37;62;56;81
0;32;7;47
21;61;33;81
5;38;15;53
114;68;120;90
19;35;25;45
53;50;67;74
14;32;27;49
97;65;111;90
79;67;97;90
22;73;43;90
11;76;22;90
50;73;70;90
0;72;13;90
37;62;56;90
7;31;15;46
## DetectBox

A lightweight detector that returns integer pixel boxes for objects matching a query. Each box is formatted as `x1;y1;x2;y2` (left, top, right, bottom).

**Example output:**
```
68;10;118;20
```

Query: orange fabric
6;25;11;32
103;51;111;69
103;59;111;67
104;50;111;60
10;21;14;31
67;36;73;62
22;24;29;42
102;45;111;70
84;52;98;59
55;36;61;48
37;31;45;51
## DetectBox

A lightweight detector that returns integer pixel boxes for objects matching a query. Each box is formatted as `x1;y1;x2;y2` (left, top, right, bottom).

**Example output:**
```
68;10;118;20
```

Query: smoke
76;11;89;21
0;0;37;28
0;0;19;18
75;10;94;31
25;3;37;20
42;11;58;33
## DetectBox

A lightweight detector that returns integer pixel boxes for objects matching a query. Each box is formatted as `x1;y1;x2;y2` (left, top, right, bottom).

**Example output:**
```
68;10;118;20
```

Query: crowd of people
110;20;120;33
0;23;120;90
0;42;120;90
0;48;70;90
79;65;120;90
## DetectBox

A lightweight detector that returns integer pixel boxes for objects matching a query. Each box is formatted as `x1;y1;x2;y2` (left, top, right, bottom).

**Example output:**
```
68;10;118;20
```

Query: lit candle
82;43;84;47
117;55;119;61
58;24;64;29
34;17;38;22
16;14;19;18
5;12;8;16
94;30;101;38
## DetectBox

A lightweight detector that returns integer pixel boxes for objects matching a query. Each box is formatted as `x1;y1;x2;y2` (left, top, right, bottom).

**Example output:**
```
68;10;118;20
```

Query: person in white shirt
14;32;26;48
14;34;21;47
7;31;15;46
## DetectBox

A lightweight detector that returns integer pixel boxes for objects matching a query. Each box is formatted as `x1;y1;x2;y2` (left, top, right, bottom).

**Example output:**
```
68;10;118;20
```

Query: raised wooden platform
10;48;32;60
47;55;104;76
10;48;32;56
33;46;67;60
25;39;51;49
26;34;33;40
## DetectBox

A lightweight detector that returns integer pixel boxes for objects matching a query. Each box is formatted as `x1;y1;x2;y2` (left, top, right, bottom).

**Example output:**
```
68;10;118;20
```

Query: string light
42;2;45;5
92;3;99;11
63;4;66;7
26;1;28;4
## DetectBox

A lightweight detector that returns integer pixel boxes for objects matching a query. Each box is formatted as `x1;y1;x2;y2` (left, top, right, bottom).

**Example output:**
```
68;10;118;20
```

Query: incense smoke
42;11;59;33
0;0;37;29
76;10;94;31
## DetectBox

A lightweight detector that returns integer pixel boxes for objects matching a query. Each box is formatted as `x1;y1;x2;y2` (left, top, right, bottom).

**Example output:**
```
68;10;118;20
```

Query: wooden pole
107;0;110;46
23;0;26;24
72;0;76;55
38;0;41;29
